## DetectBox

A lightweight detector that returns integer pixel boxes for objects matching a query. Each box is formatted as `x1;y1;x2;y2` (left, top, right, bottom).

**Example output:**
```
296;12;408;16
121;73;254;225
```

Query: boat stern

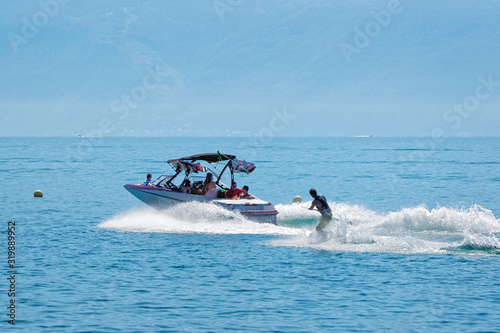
212;198;279;224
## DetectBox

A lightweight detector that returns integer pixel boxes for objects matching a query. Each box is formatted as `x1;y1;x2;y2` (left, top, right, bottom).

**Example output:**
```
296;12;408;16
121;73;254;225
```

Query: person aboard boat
180;180;191;194
225;182;242;199
143;173;153;186
238;186;256;199
203;173;218;198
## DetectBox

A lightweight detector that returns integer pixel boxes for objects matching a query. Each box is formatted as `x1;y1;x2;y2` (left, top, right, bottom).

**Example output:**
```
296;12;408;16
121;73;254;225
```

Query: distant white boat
353;134;373;138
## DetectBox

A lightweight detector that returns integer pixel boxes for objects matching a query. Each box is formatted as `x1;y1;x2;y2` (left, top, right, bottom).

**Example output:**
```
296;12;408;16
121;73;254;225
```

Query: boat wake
98;202;299;236
273;202;500;255
98;201;500;255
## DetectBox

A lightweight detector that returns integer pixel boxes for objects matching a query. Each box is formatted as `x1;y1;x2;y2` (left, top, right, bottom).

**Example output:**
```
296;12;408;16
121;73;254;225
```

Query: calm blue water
2;137;500;332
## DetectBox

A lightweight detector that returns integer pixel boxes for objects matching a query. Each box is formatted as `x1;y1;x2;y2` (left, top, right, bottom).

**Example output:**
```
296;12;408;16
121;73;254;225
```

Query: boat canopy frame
165;152;237;191
167;152;236;164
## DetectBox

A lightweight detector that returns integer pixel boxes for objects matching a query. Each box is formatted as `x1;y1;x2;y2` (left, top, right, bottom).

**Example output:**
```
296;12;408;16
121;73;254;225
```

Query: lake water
2;137;499;332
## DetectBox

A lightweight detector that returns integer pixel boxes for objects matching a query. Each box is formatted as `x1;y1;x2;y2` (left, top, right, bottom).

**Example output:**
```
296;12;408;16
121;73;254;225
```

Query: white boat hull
124;185;279;224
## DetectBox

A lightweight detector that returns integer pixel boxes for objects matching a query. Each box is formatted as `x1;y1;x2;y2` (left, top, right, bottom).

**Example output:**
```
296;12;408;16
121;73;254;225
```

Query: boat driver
203;173;218;198
308;188;332;231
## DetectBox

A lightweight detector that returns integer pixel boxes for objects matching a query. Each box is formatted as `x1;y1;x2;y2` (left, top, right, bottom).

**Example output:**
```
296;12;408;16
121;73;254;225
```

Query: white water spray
99;201;500;254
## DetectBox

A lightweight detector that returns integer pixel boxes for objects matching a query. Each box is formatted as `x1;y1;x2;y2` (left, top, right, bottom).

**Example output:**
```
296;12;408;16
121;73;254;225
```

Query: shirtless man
239;186;256;199
203;173;217;198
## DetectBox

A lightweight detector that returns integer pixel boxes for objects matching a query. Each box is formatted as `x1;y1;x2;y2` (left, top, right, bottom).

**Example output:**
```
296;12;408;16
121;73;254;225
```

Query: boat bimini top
163;151;256;191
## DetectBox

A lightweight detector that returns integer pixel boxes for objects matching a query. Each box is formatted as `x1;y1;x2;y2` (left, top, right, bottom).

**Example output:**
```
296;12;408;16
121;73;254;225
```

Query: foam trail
100;201;500;254
271;202;500;255
99;202;302;236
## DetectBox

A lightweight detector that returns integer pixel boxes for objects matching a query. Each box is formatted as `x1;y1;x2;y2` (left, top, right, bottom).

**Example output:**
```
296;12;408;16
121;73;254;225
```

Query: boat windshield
152;175;178;189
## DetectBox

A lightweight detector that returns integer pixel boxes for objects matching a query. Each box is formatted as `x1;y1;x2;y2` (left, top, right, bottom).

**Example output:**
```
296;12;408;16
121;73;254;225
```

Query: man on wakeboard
308;188;333;232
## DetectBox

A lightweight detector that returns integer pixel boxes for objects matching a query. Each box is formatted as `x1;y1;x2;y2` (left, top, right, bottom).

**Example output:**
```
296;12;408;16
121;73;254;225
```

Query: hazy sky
1;0;499;137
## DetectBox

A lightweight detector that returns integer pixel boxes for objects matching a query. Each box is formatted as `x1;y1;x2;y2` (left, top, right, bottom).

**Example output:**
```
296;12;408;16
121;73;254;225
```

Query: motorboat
124;152;279;224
